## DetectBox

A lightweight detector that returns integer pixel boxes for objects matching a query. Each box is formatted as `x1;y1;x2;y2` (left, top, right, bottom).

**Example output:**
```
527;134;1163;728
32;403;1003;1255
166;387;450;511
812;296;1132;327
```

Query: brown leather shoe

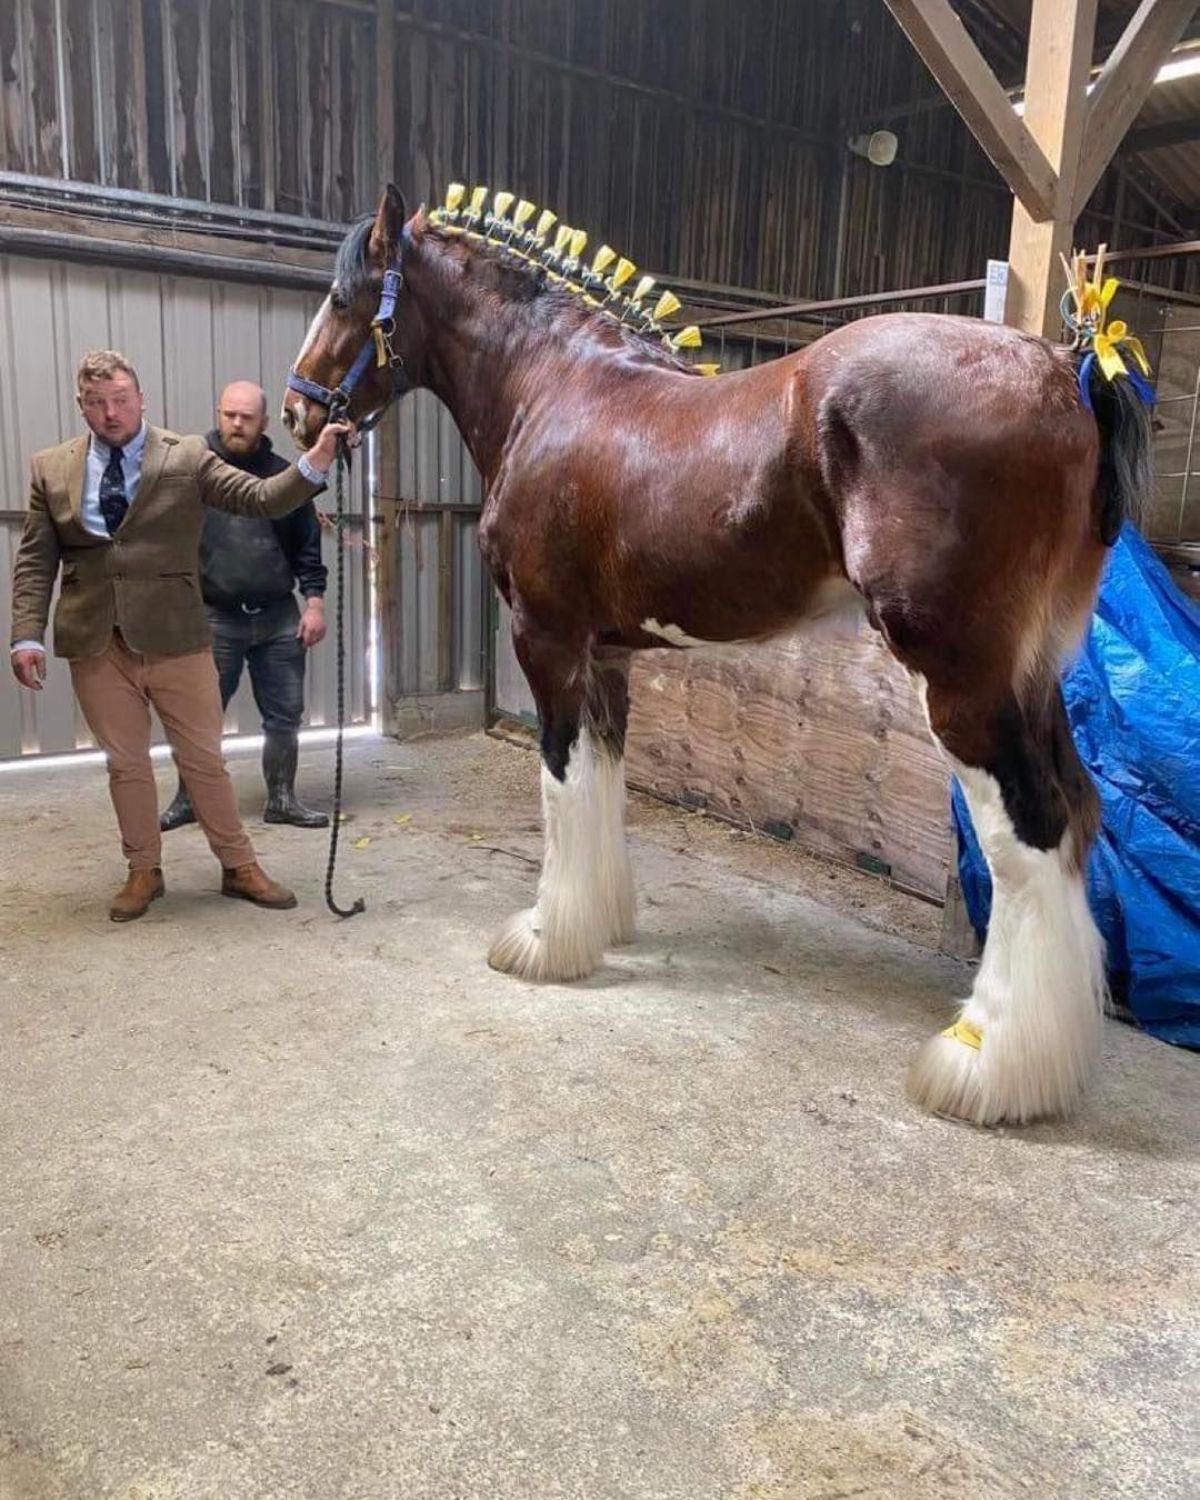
221;861;297;910
110;867;165;923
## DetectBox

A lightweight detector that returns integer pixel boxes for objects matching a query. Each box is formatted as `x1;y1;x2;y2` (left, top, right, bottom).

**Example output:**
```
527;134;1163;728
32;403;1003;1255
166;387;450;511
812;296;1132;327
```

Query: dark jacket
199;431;327;610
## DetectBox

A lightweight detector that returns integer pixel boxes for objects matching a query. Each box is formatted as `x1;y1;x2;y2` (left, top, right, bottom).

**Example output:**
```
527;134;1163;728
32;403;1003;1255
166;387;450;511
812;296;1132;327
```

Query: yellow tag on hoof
942;1018;983;1050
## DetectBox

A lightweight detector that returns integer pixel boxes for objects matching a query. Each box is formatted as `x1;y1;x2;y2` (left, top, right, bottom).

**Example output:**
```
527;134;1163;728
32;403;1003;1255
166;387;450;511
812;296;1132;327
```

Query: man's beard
222;431;256;453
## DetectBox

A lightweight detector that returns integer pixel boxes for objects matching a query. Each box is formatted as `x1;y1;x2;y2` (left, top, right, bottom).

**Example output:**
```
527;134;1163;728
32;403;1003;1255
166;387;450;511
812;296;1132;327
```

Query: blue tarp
953;523;1200;1047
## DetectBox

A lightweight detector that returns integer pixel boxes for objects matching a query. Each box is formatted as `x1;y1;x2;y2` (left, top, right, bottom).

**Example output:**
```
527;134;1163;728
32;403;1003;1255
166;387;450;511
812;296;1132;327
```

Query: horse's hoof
905;1023;1082;1126
487;908;601;983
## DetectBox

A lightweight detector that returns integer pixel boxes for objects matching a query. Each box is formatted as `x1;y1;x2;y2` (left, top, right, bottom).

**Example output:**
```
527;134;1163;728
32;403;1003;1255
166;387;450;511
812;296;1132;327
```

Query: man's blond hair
76;350;141;390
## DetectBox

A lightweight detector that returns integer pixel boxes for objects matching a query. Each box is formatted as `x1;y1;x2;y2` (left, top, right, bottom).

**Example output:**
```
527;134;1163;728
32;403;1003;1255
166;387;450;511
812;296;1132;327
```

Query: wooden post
1004;0;1098;336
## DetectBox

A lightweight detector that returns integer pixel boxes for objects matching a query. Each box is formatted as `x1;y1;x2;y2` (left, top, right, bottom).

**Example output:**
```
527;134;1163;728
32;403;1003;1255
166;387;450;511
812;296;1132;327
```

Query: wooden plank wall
625;625;953;903
1;0;1195;300
0;0;375;219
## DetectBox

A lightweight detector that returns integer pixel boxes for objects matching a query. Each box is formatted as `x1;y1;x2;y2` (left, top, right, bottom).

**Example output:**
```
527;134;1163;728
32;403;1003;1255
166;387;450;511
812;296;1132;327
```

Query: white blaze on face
297;293;333;364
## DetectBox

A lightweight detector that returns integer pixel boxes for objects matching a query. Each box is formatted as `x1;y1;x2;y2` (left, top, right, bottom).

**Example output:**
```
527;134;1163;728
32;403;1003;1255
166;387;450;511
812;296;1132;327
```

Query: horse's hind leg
908;676;1105;1125
488;624;635;982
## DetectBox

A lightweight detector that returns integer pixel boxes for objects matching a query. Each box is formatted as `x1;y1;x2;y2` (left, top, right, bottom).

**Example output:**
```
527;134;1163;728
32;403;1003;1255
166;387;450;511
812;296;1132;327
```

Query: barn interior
1;4;1198;1497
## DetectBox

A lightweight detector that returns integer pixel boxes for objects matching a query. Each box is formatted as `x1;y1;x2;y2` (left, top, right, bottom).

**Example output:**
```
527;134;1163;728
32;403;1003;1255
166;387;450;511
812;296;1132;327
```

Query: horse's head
283;184;420;448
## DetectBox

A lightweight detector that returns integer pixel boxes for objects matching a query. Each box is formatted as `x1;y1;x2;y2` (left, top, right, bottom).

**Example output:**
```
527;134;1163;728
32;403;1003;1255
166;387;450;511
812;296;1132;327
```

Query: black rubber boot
262;730;329;828
159;779;196;832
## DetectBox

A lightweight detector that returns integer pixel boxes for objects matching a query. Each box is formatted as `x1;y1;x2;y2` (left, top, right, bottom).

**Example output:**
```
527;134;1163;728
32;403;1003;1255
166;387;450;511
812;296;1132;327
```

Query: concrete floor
0;731;1196;1500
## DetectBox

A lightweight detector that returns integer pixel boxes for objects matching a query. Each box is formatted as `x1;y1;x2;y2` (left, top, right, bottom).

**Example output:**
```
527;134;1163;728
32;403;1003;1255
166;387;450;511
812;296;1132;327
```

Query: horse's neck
417;267;583;482
421;320;543;482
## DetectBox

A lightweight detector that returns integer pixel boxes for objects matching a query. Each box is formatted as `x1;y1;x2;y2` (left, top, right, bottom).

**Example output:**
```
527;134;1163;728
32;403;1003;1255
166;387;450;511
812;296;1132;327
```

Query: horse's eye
329;286;349;313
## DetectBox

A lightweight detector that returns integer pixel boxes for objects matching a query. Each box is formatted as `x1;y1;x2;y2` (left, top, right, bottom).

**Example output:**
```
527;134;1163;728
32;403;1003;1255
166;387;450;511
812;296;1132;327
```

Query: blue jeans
208;598;306;734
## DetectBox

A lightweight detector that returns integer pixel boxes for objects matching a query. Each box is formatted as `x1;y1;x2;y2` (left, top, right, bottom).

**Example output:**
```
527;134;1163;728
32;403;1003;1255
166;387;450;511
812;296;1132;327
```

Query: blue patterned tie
99;446;127;535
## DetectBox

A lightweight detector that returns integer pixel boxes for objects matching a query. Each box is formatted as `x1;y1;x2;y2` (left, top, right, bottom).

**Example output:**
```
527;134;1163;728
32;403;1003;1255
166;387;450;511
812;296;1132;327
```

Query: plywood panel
625;623;955;901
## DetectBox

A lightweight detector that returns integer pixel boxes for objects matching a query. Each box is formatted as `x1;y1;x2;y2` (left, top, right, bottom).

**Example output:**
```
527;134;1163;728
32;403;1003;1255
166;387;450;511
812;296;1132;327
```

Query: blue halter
287;263;406;432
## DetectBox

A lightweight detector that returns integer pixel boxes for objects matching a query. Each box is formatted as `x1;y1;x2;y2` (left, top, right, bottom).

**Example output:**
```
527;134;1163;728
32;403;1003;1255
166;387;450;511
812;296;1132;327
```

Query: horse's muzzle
280;390;321;451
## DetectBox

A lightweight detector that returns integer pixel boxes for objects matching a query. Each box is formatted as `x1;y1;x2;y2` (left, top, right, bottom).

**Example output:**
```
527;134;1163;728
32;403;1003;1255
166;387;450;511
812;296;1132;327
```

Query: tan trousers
70;632;256;871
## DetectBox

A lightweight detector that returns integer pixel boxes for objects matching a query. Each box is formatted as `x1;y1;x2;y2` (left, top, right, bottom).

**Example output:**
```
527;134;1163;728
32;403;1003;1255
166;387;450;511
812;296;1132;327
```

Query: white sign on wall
984;259;1009;323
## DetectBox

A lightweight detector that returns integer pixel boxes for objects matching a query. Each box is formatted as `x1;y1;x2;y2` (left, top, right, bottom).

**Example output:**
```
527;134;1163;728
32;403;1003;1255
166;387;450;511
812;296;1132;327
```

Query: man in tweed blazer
10;349;350;922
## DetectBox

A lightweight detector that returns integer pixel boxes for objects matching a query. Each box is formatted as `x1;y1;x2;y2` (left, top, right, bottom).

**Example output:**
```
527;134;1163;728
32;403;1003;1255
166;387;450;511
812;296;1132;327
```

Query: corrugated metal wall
3;0;1194;303
0;251;369;759
379;388;486;707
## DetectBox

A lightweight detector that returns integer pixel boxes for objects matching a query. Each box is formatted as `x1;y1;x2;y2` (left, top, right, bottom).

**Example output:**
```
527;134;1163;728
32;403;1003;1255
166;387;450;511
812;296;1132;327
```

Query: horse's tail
1078;359;1153;545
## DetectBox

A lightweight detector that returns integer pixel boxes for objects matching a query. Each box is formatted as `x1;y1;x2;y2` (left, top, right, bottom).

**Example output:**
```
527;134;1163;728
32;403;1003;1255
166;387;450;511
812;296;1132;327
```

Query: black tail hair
1079;358;1153;546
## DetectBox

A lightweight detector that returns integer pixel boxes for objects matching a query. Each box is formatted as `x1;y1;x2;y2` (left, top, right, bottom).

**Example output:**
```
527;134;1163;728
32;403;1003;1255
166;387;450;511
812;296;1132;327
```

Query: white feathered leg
489;726;616;982
907;762;1105;1125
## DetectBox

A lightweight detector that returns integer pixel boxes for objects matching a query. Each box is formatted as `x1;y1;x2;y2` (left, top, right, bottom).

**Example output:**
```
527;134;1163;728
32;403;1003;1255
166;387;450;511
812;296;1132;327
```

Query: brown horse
283;185;1151;1126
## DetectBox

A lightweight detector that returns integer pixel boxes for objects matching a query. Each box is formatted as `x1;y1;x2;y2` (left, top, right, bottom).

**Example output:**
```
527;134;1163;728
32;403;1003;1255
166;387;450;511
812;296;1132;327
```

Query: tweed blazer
10;426;322;659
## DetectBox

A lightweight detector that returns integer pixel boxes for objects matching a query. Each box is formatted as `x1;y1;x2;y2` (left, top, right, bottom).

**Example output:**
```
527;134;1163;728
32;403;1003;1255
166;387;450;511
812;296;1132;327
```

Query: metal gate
0;250;370;761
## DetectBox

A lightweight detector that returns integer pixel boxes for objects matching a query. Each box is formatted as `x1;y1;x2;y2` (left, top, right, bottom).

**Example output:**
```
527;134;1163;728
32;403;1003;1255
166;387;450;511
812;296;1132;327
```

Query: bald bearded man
160;381;330;833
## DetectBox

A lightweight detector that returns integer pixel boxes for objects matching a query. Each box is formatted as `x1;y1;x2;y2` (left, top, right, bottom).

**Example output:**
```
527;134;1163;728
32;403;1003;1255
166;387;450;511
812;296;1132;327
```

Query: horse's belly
636;575;864;651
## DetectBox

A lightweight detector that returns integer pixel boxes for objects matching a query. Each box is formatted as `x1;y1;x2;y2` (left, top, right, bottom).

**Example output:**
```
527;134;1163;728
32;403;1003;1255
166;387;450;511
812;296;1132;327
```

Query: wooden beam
1073;0;1198;217
883;0;1058;219
1005;0;1098;336
1023;0;1098;217
1123;116;1200;154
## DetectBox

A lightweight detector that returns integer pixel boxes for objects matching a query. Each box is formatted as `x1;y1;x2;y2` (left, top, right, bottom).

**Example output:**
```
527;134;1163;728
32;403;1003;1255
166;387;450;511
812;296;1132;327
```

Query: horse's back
800;313;1089;454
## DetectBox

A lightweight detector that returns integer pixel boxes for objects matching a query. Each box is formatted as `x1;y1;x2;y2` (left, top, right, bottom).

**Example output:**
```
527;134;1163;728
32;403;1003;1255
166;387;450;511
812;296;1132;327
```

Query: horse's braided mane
332;193;713;377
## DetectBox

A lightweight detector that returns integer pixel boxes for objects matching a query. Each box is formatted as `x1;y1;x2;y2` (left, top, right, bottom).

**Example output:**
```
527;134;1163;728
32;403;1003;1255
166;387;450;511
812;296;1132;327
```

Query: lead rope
324;428;366;919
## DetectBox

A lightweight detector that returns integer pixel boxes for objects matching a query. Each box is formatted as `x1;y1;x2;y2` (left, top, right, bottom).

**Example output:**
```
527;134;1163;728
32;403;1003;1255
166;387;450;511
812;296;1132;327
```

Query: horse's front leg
488;623;634;982
588;646;636;948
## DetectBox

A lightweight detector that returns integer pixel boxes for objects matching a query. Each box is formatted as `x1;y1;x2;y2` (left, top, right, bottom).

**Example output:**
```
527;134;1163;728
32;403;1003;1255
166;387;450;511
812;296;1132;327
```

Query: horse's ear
369;183;408;263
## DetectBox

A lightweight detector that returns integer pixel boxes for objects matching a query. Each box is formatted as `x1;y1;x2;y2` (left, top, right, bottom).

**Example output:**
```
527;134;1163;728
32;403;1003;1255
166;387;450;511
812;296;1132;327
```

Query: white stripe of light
1012;47;1200;115
0;724;375;774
